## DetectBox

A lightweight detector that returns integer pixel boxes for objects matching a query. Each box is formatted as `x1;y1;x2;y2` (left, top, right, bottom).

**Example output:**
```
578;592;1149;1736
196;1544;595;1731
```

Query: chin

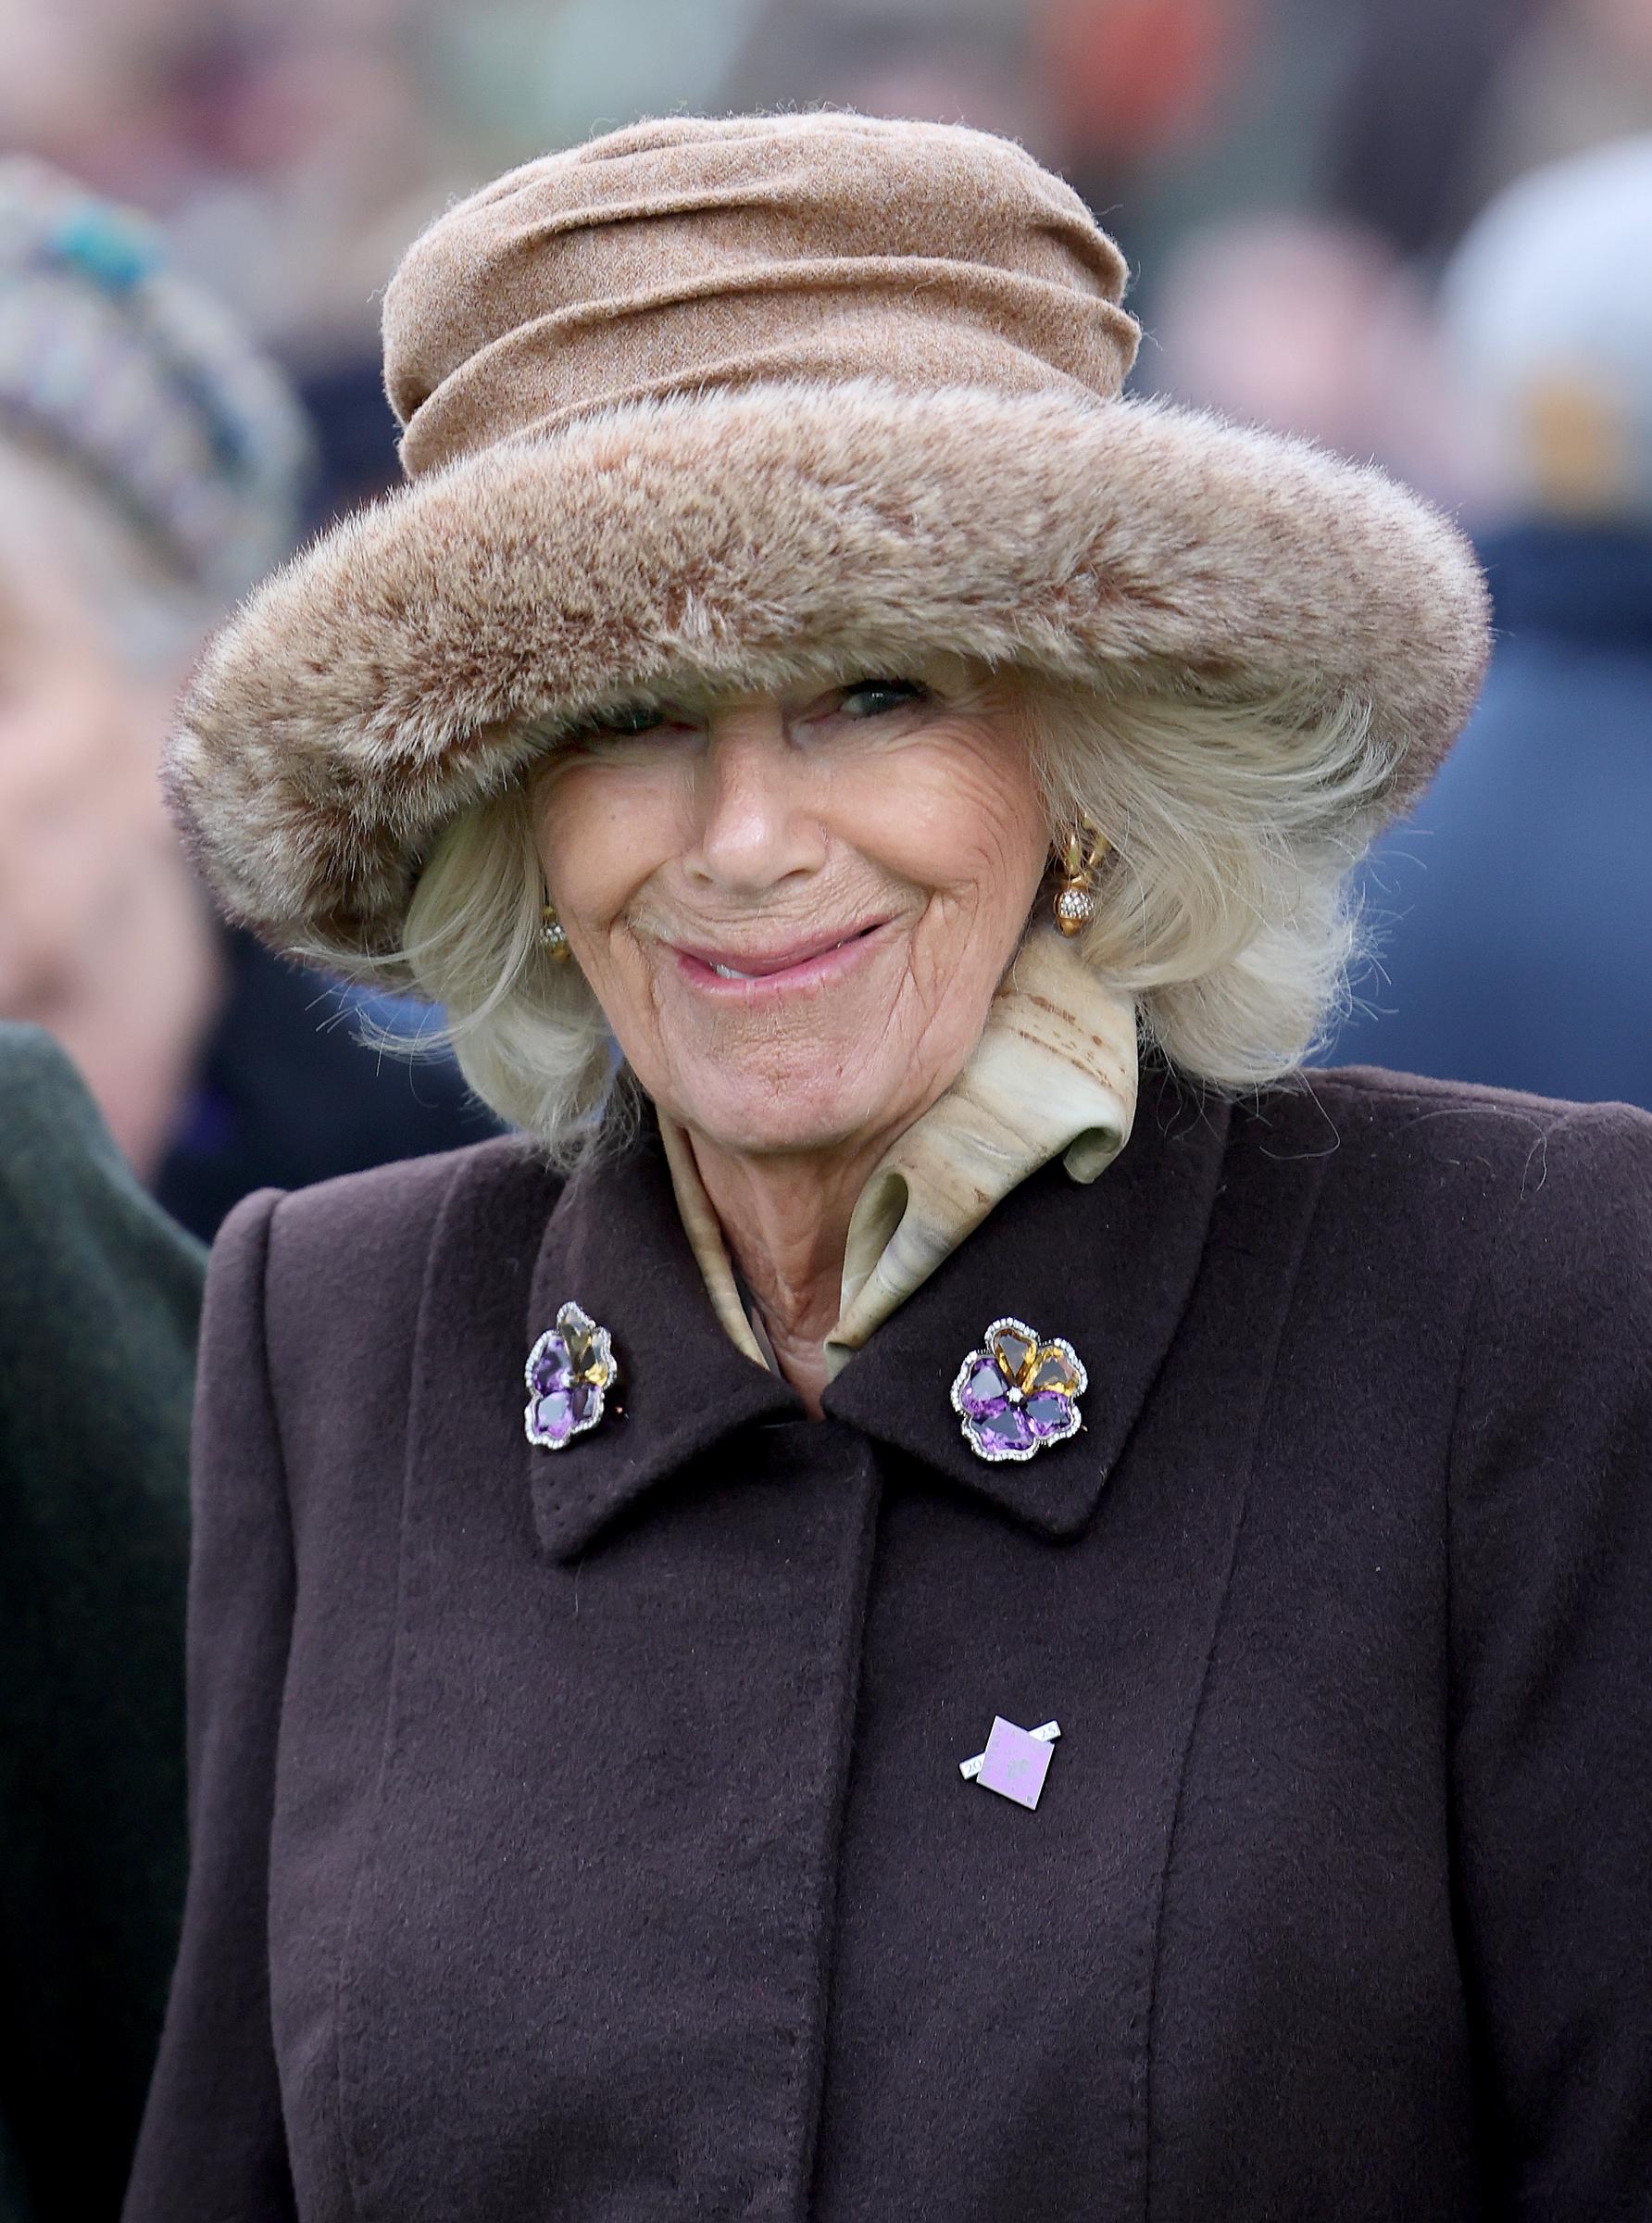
675;1058;904;1161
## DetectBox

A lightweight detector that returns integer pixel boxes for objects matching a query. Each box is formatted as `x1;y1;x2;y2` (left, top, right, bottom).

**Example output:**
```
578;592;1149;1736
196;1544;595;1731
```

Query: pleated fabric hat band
382;112;1143;479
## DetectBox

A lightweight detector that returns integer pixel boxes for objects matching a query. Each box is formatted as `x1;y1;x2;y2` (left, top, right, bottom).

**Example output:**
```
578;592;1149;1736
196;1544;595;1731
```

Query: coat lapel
525;1127;801;1562
823;1068;1232;1535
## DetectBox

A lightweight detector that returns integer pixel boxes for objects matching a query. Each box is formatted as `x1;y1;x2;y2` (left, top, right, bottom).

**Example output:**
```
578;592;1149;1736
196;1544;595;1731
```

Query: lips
671;918;891;986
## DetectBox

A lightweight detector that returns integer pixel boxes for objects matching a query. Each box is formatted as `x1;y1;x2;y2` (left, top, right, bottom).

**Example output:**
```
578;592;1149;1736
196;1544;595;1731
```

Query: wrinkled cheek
0;757;127;1003
945;803;1048;936
580;933;671;1081
851;762;1047;963
534;758;684;907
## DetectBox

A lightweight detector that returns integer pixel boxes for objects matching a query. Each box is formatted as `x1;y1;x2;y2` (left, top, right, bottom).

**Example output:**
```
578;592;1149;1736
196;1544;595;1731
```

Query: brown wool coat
123;1063;1652;2222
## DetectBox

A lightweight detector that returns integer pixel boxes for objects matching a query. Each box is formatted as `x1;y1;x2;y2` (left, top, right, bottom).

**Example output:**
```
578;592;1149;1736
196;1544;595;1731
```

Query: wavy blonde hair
394;662;1391;1162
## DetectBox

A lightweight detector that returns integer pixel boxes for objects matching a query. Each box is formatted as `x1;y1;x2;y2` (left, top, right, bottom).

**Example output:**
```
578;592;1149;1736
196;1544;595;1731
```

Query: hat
0;157;312;599
165;111;1490;979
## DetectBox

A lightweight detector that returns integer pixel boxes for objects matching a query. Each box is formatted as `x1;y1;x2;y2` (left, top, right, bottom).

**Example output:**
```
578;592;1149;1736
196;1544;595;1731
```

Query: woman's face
533;660;1051;1161
0;527;175;1023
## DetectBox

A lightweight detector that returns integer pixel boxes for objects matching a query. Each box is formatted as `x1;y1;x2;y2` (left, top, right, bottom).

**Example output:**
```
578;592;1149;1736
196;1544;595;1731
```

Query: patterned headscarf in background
0;158;314;602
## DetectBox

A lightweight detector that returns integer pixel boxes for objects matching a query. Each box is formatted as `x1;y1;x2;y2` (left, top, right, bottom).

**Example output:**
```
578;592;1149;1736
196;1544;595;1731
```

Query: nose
682;704;826;894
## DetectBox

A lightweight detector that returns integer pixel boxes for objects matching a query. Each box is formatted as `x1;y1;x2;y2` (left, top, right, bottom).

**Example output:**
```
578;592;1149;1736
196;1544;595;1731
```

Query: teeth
708;936;859;980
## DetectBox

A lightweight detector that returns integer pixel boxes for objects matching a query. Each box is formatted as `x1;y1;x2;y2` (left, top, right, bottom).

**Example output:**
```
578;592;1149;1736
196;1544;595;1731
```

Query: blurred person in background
0;159;496;1239
1327;136;1652;1106
1324;0;1547;258
0;1022;202;2223
1327;0;1652;260
729;0;1044;146
1144;209;1475;506
1451;0;1652;239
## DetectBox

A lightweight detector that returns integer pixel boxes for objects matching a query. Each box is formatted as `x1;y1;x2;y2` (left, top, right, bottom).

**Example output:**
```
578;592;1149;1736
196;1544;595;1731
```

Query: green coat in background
0;1024;203;2221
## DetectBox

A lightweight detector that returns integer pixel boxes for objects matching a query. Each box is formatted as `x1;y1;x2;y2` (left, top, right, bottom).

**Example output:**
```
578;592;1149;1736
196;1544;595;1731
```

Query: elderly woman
126;115;1651;2221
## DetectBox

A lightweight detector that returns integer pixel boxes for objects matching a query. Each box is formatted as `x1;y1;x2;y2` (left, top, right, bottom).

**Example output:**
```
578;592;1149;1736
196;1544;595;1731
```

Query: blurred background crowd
0;6;1647;2212
3;0;1650;1226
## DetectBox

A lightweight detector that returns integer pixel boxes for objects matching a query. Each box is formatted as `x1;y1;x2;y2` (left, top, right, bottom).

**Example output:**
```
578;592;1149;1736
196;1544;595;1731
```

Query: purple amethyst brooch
524;1301;617;1451
950;1315;1086;1463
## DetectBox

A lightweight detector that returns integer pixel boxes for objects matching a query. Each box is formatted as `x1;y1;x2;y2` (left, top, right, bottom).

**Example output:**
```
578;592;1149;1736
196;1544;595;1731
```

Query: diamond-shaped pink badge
977;1716;1054;1810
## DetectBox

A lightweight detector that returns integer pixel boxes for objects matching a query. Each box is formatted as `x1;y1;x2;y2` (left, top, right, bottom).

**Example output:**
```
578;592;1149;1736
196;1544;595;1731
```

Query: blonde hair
395;666;1389;1161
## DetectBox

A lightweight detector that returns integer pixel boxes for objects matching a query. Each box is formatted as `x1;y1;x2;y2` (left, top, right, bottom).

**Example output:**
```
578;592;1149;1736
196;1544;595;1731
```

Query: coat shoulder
207;1137;565;1554
1283;1061;1652;1187
248;1134;560;1368
1236;1063;1652;1322
262;1130;548;1252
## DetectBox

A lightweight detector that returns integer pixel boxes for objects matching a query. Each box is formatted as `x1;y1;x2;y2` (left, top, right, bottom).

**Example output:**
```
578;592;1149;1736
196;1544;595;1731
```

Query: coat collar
526;1069;1230;1562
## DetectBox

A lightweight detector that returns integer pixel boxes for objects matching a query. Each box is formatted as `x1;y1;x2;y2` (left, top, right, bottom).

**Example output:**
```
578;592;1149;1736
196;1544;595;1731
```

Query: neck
682;1124;902;1416
662;939;1142;1413
47;854;226;1182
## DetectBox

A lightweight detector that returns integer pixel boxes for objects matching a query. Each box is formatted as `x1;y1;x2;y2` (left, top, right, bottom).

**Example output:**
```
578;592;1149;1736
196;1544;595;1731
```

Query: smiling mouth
673;918;893;986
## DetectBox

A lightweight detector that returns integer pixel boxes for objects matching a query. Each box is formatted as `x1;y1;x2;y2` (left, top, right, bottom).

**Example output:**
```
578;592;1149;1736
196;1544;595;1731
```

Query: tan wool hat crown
165;109;1491;980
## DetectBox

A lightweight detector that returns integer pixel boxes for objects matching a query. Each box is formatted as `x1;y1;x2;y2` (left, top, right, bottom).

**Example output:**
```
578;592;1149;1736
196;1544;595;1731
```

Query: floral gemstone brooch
525;1300;617;1451
951;1315;1087;1463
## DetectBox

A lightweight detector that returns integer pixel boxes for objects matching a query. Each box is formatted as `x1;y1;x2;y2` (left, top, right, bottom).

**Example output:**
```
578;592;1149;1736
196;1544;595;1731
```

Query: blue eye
840;678;929;718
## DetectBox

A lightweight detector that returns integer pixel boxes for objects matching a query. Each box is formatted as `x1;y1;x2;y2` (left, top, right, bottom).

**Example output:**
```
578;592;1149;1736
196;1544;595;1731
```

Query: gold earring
539;898;571;961
1052;823;1108;936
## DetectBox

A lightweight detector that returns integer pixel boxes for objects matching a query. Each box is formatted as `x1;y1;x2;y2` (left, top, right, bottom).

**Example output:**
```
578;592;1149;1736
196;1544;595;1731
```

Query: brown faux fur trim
165;379;1491;980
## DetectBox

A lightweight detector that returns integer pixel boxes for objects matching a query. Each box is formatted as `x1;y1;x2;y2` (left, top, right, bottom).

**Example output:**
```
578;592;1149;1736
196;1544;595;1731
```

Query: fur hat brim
166;379;1491;979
